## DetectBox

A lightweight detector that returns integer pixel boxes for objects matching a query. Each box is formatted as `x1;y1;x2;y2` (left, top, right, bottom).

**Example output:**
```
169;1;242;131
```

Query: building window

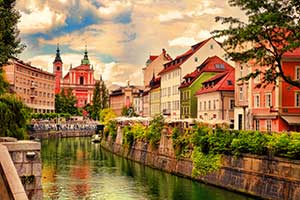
215;63;225;69
239;87;243;101
296;66;300;80
240;65;243;77
255;120;260;131
80;76;84;85
213;100;216;110
265;93;272;107
210;44;213;49
199;101;202;111
204;101;206;110
194;57;198;62
254;94;260;108
296;92;300;107
208;100;211;110
230;99;235;110
266;120;272;132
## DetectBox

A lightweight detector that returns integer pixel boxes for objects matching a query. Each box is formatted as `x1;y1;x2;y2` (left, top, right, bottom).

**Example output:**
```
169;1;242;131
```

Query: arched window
57;66;60;71
80;76;84;85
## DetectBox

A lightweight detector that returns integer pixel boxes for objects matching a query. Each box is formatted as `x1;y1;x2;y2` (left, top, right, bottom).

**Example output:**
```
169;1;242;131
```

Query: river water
41;137;254;200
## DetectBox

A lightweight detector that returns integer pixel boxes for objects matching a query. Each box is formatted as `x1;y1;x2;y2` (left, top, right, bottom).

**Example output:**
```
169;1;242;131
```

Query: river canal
41;137;254;200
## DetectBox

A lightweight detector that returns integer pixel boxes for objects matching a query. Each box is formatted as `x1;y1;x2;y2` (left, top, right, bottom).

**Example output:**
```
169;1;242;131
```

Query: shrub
231;131;268;156
145;115;164;148
172;128;193;159
131;123;147;140
192;147;221;177
107;120;117;141
122;126;134;147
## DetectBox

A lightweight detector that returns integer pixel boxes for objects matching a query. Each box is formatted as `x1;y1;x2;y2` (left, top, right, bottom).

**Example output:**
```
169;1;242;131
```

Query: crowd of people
30;118;98;131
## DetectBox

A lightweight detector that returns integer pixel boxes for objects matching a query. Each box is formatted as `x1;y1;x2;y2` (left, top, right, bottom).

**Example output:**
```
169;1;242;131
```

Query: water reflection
41;137;254;200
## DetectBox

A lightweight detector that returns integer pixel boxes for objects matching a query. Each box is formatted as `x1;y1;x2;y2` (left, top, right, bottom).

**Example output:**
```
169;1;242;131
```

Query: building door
238;114;243;130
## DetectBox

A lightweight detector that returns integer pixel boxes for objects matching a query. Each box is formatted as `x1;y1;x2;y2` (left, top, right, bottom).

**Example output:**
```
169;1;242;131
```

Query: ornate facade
53;45;96;108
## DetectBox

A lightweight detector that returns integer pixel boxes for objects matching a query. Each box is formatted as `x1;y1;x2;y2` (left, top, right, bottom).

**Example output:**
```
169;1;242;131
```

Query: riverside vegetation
103;115;300;176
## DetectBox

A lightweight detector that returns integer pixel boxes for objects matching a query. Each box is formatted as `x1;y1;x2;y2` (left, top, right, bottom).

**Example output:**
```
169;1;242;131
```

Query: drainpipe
243;106;246;130
221;91;224;120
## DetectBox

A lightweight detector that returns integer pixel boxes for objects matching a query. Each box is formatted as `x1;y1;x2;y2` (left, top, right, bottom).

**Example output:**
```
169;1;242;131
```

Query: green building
179;56;234;119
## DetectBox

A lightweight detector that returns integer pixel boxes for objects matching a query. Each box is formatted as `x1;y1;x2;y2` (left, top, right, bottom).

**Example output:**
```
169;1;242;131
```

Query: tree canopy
91;79;109;120
0;94;30;139
0;0;25;66
0;0;29;140
213;0;300;88
55;88;78;115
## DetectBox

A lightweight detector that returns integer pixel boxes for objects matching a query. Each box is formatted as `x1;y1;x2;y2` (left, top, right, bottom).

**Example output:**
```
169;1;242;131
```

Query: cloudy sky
16;0;245;86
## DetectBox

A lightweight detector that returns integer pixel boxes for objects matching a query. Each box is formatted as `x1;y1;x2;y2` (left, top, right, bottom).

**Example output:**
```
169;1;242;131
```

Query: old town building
158;37;230;120
149;75;161;116
109;84;144;116
179;56;234;119
234;62;251;130
143;49;172;87
249;49;300;132
3;57;55;113
196;70;235;125
53;45;96;108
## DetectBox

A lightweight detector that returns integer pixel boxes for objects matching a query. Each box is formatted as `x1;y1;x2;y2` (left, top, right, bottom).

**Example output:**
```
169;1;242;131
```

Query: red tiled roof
179;56;234;89
202;71;228;84
283;48;300;58
158;37;213;75
195;70;235;95
149;55;159;61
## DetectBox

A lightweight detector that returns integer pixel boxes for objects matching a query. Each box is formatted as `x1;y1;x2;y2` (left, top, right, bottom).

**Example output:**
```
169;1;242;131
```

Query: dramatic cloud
38;23;135;58
18;4;66;33
18;0;246;86
97;0;132;20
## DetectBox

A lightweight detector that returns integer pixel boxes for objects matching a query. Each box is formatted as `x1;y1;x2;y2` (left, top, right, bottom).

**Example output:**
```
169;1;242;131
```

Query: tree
213;0;300;88
0;94;30;139
100;108;116;125
0;0;25;66
91;78;109;120
0;0;28;140
55;88;78;115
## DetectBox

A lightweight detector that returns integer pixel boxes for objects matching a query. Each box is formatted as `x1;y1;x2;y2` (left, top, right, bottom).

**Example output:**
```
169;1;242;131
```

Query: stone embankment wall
30;130;94;139
0;140;42;200
101;127;300;200
0;143;28;200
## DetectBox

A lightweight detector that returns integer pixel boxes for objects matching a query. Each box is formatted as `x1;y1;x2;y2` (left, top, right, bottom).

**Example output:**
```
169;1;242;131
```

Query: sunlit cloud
159;11;184;22
168;37;197;47
18;0;246;86
18;4;66;34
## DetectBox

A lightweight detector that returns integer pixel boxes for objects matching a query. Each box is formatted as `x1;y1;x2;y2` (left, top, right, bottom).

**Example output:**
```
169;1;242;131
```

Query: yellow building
149;76;161;116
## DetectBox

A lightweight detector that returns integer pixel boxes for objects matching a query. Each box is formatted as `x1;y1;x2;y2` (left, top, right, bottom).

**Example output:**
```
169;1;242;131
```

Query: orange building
109;84;144;116
248;49;300;132
3;58;55;113
53;46;96;108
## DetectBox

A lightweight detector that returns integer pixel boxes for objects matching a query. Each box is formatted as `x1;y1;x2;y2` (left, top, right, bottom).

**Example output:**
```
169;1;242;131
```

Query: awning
281;116;300;125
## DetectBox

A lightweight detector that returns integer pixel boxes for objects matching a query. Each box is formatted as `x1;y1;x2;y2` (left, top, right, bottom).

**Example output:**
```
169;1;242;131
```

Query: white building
158;38;230;120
